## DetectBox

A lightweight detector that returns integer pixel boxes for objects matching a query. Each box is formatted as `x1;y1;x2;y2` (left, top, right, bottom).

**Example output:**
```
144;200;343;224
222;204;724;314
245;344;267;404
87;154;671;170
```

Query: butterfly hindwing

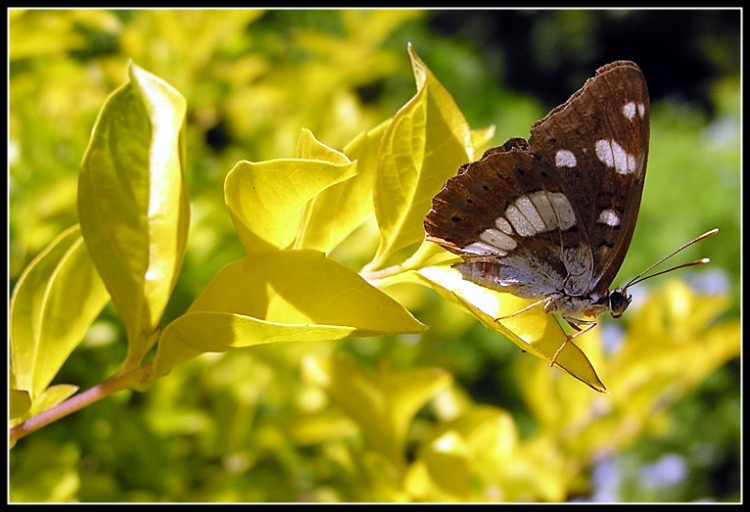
425;138;592;299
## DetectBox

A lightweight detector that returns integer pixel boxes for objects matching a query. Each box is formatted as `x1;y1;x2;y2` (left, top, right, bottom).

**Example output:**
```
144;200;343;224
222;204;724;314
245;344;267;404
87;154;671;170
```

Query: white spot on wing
548;192;577;230
463;241;507;256
638;102;646;118
505;203;535;237
595;139;637;174
597;208;621;227
556;149;577;168
480;228;517;251
504;191;577;237
526;191;575;231
515;196;546;232
528;191;558;230
623;101;637;120
495;217;512;234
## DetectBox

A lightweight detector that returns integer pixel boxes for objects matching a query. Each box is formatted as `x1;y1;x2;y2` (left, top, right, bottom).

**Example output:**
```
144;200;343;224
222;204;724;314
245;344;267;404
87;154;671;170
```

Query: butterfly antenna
624;228;718;289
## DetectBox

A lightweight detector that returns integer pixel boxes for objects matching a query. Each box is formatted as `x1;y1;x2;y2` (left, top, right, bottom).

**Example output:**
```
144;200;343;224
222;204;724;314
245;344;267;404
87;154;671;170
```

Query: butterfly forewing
530;61;650;294
424;60;650;306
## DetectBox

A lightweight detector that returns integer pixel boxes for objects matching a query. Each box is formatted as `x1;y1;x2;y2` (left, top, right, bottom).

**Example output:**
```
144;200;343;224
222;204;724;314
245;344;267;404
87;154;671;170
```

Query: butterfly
423;60;716;367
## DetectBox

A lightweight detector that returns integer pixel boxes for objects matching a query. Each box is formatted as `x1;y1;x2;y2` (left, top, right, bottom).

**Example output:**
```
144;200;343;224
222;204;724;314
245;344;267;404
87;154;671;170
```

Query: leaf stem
360;262;409;285
9;364;152;445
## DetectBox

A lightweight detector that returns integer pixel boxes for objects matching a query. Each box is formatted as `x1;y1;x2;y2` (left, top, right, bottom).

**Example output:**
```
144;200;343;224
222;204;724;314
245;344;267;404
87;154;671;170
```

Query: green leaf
9;225;109;406
225;158;357;255
415;265;606;393
293;123;388;253
78;62;189;370
368;44;475;270
152;250;427;377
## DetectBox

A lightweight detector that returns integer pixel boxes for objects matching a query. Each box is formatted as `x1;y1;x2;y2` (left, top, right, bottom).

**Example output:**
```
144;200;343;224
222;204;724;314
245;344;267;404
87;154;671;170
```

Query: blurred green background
9;9;740;502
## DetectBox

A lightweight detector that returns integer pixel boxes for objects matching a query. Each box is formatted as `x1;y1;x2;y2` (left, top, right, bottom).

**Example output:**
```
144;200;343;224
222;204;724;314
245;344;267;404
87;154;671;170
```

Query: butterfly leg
494;297;547;322
549;317;598;367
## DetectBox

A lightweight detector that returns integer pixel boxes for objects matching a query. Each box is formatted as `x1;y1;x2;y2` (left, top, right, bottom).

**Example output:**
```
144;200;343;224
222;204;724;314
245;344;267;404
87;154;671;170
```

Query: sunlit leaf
153;312;358;378
419;431;471;497
368;44;475;270
225;158;357;255
295;127;350;164
293;127;382;253
416;265;606;392
10;390;32;422
152;250;427;377
10;225;109;404
78;62;189;370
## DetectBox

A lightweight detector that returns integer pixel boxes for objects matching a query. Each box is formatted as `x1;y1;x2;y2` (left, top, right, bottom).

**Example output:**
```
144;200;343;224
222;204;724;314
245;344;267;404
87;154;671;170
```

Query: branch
9;364;152;445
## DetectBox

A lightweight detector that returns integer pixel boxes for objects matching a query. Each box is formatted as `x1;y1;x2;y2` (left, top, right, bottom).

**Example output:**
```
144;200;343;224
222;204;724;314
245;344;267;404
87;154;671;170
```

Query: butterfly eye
609;290;632;318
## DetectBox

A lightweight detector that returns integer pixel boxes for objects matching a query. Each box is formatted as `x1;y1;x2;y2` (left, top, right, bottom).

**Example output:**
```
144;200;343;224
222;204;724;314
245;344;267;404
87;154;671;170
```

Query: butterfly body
424;61;650;347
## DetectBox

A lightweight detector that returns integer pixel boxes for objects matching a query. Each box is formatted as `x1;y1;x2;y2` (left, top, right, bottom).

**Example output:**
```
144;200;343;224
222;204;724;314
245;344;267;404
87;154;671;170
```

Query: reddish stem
9;364;152;445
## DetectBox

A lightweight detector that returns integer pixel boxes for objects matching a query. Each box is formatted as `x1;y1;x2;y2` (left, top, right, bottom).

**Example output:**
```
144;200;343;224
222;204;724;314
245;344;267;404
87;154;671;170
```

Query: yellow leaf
295;127;350;163
152;250;427;377
78;62;188;369
225;158;357;255
421;431;471;497
293;126;382;253
306;354;452;469
416;265;606;392
368;44;474;270
9;389;31;423
10;225;108;404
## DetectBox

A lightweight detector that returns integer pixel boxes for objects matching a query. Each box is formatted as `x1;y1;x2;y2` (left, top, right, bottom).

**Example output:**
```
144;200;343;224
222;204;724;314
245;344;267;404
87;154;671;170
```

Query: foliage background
8;9;740;502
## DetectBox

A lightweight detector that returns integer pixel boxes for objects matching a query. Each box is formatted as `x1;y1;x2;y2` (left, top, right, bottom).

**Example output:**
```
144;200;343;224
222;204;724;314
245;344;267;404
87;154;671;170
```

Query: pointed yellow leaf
10;390;32;423
416;265;606;392
225;158;357;255
153;312;358;377
10;225;109;403
293;127;382;253
294;127;350;163
368;44;474;270
152;250;427;377
78;62;188;369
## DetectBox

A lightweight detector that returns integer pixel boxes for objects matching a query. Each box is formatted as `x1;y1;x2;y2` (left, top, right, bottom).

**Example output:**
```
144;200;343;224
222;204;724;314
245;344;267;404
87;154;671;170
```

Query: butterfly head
607;288;633;319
